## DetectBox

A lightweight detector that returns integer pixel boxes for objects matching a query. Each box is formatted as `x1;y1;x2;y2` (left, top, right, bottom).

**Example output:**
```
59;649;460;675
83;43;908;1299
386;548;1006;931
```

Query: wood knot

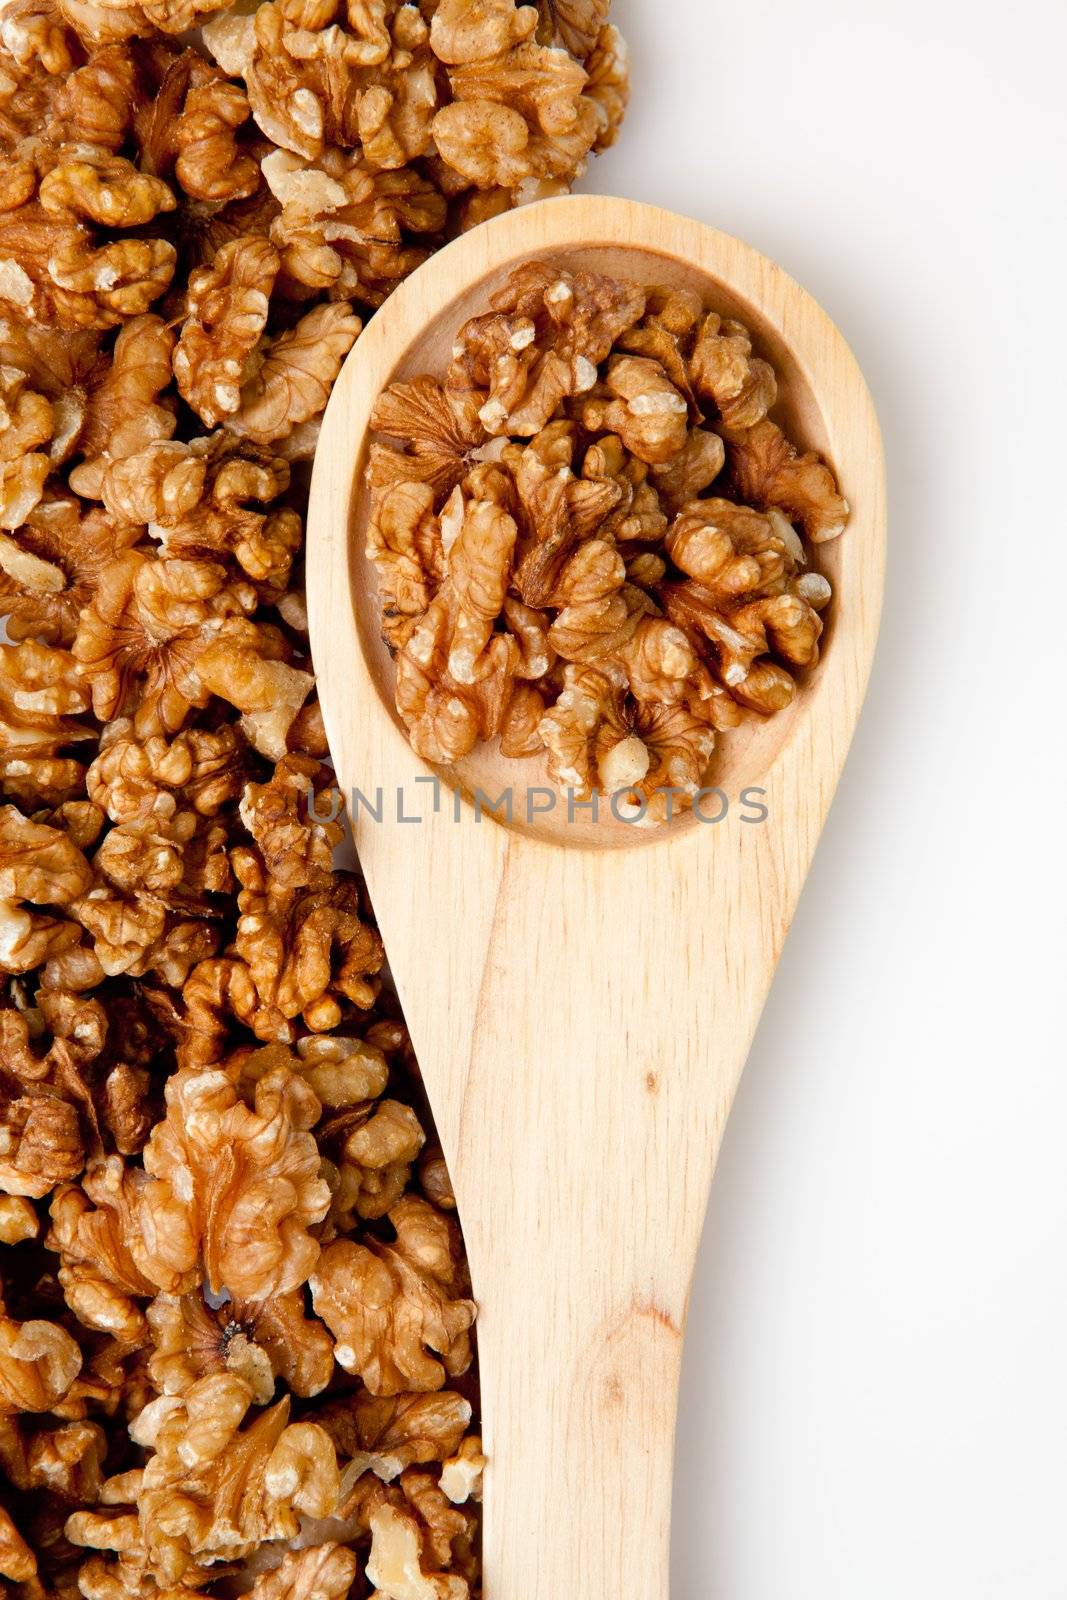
603;1374;625;1407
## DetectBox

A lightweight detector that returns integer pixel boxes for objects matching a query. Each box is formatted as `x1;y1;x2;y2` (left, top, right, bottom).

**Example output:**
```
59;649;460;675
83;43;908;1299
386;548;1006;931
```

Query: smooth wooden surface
307;196;886;1600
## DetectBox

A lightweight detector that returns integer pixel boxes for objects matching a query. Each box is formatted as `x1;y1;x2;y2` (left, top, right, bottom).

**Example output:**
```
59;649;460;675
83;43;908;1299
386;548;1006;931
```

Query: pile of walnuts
0;1;629;1596
368;262;849;821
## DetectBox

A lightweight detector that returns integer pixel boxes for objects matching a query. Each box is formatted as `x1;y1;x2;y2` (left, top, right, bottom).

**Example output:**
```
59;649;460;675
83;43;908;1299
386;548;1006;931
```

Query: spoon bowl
308;195;885;1598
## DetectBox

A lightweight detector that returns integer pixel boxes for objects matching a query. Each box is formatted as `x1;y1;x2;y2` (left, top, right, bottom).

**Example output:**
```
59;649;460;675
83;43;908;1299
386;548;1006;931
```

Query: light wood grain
307;196;885;1600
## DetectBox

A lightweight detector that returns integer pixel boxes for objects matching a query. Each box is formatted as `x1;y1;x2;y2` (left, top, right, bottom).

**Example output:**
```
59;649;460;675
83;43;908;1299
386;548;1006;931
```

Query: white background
584;2;1067;1595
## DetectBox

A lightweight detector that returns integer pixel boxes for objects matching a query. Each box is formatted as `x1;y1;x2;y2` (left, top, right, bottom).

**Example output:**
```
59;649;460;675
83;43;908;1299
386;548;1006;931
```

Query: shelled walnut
368;263;848;820
0;0;633;1588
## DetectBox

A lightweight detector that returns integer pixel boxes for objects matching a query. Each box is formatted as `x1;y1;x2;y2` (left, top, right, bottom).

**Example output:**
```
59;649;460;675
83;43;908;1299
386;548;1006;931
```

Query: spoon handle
426;837;768;1600
474;1179;685;1600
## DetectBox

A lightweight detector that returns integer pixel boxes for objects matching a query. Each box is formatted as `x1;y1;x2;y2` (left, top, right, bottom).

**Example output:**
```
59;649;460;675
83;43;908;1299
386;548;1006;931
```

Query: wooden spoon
307;196;885;1600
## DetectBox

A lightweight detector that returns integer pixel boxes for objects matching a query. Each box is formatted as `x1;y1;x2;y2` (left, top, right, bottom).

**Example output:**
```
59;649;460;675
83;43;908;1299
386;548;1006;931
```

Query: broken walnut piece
329;1096;426;1225
194;614;315;758
213;2;328;162
449;263;646;437
146;436;299;583
0;451;50;530
322;1388;472;1486
38;145;177;229
101;1061;152;1156
86;719;248;826
721;416;849;542
225;298;361;446
97;439;206;527
0;1193;38;1242
537;660;624;795
0;803;92;975
0;1093;84;1198
65;314;177;498
364;1482;468;1600
47;1159;157;1340
245;1542;358;1600
537;0;610;58
0;637;96;808
174;237;280;428
441;31;595;177
650;428;725;514
440;1435;486;1506
0;201;176;329
310;1194;476;1396
579;355;690;465
585;22;628;151
665;498;794;601
432;486;517;684
432;78;598;192
418;1145;457;1211
174;72;260;203
390;484;521;762
262;147;445;305
0;986;108;1197
0;978;107;1101
289;1032;390;1109
689;310;777;430
238;753;343;891
202;848;384;1042
47;42;139;151
2;1415;107;1504
367;478;444;649
69;860;221;987
0;1502;36;1583
430;0;538;65
0;1300;82;1414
